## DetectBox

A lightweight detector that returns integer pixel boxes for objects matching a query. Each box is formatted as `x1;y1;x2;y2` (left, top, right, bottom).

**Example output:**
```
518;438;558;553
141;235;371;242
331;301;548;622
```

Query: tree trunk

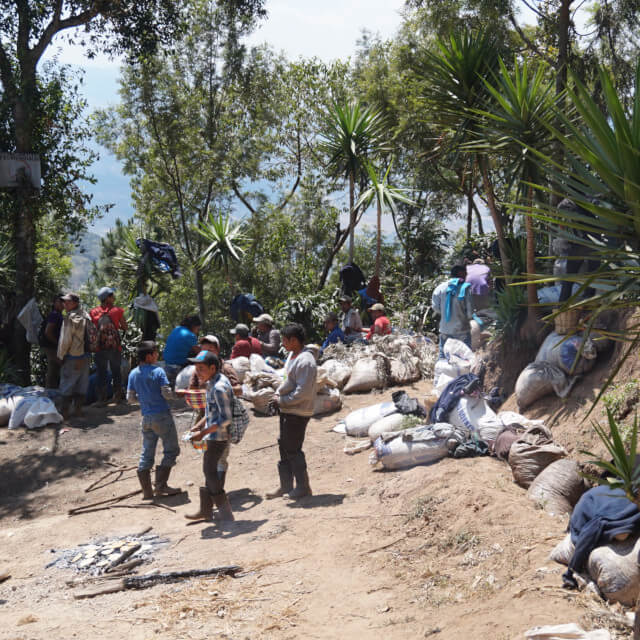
525;192;539;322
556;0;571;96
471;198;484;235
348;173;355;263
375;200;382;280
466;180;473;240
194;267;207;328
480;159;512;282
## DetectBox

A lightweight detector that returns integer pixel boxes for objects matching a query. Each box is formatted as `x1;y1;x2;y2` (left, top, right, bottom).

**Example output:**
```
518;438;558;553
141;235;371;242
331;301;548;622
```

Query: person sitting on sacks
230;323;263;359
364;303;391;341
266;323;317;500
252;313;281;357
339;294;363;344
127;340;181;499
431;264;477;359
184;350;235;522
320;312;345;355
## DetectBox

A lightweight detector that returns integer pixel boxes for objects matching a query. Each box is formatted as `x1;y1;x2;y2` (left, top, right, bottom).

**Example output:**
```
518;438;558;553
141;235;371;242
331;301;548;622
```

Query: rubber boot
265;461;294;499
213;492;234;522
72;394;85;418
288;452;312;499
217;470;227;491
61;396;73;420
137;469;154;500
154;465;181;496
184;487;213;521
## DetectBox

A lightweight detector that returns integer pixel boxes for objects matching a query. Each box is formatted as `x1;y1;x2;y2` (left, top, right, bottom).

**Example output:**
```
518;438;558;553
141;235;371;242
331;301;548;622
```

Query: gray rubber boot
265;461;294;499
213;492;234;521
288;452;312;499
184;487;213;521
154;465;181;496
137;469;154;500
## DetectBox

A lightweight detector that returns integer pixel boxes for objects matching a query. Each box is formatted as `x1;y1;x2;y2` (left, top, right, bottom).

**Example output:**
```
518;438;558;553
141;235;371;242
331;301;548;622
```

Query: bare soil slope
0;380;626;640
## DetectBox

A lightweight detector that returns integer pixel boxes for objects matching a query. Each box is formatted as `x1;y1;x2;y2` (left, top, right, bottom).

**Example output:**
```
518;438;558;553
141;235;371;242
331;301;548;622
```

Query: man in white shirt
339;295;363;343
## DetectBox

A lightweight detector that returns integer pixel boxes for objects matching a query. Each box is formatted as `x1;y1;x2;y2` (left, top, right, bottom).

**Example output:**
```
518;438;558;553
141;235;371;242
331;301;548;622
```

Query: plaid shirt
204;373;233;441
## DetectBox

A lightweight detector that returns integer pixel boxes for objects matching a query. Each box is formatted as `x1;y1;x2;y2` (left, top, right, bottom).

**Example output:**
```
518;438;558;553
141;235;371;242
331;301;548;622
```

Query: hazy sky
43;0;407;235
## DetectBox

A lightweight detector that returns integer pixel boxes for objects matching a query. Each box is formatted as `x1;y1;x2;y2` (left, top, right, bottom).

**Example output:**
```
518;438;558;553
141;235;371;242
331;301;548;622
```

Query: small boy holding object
184;350;235;522
127;340;181;499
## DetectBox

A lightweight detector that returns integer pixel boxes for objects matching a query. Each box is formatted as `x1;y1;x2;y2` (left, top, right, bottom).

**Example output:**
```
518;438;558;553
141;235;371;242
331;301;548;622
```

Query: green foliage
273;289;338;344
492;283;526;340
197;213;246;276
582;409;640;504
602;380;640;421
0;349;20;384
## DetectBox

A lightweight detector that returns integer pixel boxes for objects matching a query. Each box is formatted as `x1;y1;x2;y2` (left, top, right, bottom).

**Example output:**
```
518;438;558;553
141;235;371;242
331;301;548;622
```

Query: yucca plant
197;212;246;289
519;61;640;409
356;160;416;281
318;101;389;261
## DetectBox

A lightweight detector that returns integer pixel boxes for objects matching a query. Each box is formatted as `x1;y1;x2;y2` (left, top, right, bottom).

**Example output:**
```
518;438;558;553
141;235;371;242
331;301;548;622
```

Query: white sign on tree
0;152;41;189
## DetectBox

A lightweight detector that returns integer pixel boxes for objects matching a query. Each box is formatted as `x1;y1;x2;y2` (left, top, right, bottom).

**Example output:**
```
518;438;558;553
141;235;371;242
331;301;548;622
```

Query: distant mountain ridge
69;231;102;289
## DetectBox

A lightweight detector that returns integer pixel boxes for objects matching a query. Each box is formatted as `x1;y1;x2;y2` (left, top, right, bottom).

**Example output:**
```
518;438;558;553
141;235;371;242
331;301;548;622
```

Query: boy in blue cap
127;340;181;499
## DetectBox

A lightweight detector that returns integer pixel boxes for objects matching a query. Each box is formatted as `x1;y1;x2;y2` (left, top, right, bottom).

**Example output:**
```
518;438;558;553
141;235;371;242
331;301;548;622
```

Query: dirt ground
0;380;631;640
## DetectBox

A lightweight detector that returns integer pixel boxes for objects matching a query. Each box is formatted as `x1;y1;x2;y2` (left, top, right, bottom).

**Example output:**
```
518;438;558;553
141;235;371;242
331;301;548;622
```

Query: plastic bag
549;533;575;566
527;459;586;515
0;395;22;427
515;362;572;410
175;365;195;391
23;397;62;428
525;623;611;640
336;402;397;437
8;396;41;430
250;353;277;374
447;396;501;444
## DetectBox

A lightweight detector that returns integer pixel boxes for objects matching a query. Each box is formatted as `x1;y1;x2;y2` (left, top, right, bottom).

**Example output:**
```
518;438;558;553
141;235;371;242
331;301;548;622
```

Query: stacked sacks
526;459;586;515
433;338;476;395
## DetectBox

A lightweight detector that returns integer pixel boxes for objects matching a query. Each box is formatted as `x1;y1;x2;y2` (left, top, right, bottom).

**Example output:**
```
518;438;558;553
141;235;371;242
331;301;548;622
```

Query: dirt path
0;383;617;639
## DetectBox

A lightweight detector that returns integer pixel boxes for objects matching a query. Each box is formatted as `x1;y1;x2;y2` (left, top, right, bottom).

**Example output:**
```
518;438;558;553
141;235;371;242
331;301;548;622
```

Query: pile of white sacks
0;384;62;430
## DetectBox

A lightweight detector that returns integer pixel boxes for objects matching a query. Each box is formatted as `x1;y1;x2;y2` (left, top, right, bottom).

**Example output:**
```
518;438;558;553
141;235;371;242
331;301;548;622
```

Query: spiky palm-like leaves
319;101;389;261
197;212;246;287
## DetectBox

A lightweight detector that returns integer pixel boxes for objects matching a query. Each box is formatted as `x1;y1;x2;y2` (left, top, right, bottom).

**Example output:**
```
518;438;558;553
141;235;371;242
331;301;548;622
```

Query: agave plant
197;212;246;288
318;101;390;261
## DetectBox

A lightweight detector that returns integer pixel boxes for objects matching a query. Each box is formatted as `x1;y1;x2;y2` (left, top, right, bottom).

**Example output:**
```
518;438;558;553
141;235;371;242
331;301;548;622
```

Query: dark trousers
203;440;229;497
279;413;310;470
559;244;599;302
95;349;122;389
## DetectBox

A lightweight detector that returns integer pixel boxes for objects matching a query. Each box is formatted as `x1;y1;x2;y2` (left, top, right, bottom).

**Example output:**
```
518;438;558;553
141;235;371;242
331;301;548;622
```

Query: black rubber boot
265;461;294;499
288;452;312;499
213;492;234;521
112;383;127;405
154;465;181;496
184;487;213;521
137;469;154;500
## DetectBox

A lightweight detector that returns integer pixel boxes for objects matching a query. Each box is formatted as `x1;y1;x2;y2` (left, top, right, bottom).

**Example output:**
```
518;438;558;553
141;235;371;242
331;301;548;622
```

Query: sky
43;0;408;236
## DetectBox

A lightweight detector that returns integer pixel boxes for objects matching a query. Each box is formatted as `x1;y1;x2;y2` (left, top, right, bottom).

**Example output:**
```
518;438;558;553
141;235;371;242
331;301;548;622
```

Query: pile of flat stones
49;533;167;576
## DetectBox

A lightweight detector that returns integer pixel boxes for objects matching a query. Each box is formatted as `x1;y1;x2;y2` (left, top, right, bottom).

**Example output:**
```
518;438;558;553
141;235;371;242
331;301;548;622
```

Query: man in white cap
365;303;391;341
252;313;281;357
89;286;127;405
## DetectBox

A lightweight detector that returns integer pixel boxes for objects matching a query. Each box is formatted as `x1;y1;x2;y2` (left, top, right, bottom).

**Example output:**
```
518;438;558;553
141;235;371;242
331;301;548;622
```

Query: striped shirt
204;373;233;442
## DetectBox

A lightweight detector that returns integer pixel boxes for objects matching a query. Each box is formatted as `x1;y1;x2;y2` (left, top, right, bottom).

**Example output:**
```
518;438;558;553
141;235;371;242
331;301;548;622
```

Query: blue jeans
438;333;472;360
139;411;180;471
95;349;122;389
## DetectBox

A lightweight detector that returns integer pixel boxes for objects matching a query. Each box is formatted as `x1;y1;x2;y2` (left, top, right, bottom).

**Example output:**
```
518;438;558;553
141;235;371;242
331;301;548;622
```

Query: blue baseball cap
97;286;115;301
187;350;218;366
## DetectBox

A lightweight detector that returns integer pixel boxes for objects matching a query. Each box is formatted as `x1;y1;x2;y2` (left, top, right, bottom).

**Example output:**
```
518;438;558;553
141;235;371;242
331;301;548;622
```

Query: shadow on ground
286;493;346;509
200;518;268;540
0;443;119;520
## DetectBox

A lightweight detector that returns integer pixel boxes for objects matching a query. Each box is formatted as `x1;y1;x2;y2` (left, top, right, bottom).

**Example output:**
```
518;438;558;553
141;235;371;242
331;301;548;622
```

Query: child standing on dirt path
266;323;317;500
184;350;235;523
127;340;181;500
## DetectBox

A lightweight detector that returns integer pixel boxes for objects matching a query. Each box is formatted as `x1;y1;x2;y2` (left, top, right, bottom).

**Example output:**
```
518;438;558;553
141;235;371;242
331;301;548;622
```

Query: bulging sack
515;362;571;410
508;425;567;488
588;536;640;605
370;423;462;470
368;413;405;441
527;459;586;515
389;356;421;385
175;365;195;390
447;396;502;445
535;331;597;375
243;387;275;415
317;359;351;389
343;356;388;394
230;356;250;383
313;388;342;416
337;401;397;437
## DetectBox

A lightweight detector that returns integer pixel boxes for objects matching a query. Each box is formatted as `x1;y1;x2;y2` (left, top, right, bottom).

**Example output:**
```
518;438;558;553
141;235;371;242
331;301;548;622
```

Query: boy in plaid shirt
184;350;234;522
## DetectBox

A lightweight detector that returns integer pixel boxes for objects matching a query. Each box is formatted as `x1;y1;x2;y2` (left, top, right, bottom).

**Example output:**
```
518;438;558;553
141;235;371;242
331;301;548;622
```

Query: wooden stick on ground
104;544;141;573
360;535;407;555
73;565;243;599
68;490;142;515
247;443;278;454
85;466;137;493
